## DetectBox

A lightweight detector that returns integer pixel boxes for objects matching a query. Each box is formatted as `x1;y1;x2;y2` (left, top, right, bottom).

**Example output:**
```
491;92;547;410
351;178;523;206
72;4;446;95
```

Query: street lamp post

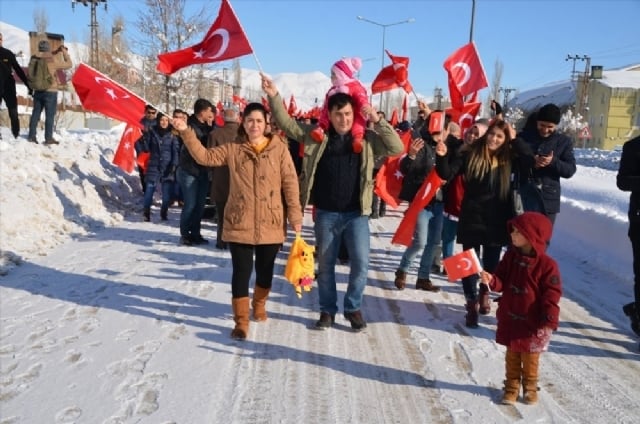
357;15;414;110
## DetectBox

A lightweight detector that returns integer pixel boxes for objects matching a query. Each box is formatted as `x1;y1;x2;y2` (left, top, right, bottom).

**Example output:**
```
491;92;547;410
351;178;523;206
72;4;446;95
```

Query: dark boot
143;208;151;222
502;349;522;404
465;300;479;328
231;297;250;340
160;207;168;221
479;283;491;315
522;352;540;404
252;286;270;322
394;269;407;290
416;278;441;292
623;302;640;336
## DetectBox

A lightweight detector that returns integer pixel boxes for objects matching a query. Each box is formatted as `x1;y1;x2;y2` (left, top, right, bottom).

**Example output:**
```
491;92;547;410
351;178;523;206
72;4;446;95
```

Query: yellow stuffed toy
284;233;315;298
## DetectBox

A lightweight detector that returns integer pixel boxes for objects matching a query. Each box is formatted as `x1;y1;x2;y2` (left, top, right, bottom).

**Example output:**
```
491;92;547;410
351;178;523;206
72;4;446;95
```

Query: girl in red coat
480;211;562;405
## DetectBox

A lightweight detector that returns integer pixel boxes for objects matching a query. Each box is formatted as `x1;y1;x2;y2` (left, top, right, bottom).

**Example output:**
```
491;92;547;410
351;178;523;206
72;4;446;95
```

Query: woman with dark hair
436;120;534;328
173;103;303;340
140;112;179;222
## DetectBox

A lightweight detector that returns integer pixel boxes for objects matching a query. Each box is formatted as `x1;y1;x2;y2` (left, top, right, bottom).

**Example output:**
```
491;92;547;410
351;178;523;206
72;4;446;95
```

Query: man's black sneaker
193;236;209;245
179;236;193;246
315;312;335;329
344;310;367;331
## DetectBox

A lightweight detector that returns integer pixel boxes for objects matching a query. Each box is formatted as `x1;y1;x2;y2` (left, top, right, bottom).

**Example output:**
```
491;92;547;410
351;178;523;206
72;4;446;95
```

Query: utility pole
577;55;591;119
499;87;515;109
566;54;588;83
72;0;107;68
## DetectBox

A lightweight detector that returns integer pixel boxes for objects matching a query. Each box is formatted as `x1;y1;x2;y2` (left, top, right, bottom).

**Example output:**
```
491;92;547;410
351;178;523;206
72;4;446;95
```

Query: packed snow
0;124;638;424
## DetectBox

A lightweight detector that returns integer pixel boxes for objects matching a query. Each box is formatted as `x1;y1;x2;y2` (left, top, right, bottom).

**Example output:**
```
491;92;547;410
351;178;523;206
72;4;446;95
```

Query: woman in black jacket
436;120;534;327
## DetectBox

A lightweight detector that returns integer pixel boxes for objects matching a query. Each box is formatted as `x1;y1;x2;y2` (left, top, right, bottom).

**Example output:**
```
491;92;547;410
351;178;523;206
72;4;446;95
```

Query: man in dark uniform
0;32;32;139
617;134;640;339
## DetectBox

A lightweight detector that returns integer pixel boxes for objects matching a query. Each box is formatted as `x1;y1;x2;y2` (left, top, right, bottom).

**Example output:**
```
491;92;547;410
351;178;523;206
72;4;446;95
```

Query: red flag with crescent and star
112;124;143;173
443;42;488;98
446;102;482;135
156;0;252;75
374;129;411;208
371;50;413;94
442;248;482;282
71;63;147;129
391;168;445;246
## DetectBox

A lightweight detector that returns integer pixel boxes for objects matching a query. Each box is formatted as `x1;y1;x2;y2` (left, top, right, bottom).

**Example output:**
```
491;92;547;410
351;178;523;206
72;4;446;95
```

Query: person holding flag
479;211;562;405
261;73;403;331
435;120;535;328
393;112;450;292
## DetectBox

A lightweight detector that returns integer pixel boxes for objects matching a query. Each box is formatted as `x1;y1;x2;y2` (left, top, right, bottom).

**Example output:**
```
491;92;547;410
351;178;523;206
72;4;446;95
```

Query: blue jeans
143;180;174;210
28;90;57;141
461;244;503;301
314;209;370;315
398;202;444;279
177;168;209;238
442;215;458;259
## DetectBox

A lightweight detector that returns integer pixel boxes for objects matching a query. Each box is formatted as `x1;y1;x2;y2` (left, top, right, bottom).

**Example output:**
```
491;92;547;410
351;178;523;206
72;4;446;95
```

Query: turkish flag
112;124;142;173
447;74;464;110
443;42;488;97
156;0;253;75
442;249;482;282
391;168;445;246
71;63;147;129
389;108;399;127
446;102;481;135
261;96;270;112
288;94;297;116
371;50;413;94
374;130;411;208
136;151;150;172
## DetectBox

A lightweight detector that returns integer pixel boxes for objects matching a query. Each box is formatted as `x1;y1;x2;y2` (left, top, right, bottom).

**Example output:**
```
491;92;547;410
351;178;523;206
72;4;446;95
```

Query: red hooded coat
489;212;562;352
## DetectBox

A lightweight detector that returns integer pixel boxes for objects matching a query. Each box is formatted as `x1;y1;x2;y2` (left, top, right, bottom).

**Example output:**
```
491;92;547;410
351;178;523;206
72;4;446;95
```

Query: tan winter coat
180;127;303;245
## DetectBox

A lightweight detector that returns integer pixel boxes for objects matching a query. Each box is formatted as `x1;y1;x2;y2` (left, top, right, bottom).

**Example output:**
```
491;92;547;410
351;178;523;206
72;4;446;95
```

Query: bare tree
33;8;48;33
133;0;212;110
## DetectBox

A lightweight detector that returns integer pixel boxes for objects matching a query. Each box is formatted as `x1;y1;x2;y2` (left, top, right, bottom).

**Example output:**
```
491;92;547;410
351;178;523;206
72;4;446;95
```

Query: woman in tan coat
174;102;303;340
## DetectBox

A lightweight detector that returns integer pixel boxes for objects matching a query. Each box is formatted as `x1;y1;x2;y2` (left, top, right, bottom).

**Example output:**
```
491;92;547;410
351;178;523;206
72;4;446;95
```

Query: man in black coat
617;135;640;338
0;32;32;139
519;103;576;225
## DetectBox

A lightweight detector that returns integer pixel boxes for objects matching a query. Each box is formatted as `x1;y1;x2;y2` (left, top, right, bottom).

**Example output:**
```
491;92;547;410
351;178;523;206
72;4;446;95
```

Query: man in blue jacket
617;135;640;339
519;103;576;225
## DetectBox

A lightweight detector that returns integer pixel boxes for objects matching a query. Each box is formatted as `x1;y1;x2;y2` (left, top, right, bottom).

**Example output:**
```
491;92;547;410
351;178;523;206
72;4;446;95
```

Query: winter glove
28;88;34;96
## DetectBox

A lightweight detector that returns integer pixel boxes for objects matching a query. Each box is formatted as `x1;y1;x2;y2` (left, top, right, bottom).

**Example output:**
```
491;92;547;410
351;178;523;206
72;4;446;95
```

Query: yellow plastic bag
284;233;315;298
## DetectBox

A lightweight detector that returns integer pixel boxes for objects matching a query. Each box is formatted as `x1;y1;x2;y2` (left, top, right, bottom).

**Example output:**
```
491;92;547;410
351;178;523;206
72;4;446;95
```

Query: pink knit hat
331;57;363;84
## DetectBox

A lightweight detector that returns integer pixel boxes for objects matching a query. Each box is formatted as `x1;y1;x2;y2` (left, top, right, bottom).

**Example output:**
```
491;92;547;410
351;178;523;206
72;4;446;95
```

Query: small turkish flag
428;110;445;134
445;102;481;135
374;130;411;208
443;249;482;282
112;124;142;173
392;168;444;246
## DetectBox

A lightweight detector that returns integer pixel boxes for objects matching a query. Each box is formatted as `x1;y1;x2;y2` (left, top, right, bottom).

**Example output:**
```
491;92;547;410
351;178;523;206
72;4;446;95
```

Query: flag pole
225;0;264;73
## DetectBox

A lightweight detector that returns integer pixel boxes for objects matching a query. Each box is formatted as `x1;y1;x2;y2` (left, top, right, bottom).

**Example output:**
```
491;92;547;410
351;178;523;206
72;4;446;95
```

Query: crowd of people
3;38;638;404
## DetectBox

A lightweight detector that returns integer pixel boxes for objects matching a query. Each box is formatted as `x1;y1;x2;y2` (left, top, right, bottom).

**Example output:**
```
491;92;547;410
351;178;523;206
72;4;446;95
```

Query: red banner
156;0;252;75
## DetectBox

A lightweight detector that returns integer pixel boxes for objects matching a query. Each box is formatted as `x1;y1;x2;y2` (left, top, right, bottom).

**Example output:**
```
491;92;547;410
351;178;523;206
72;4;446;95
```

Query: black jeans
229;243;282;298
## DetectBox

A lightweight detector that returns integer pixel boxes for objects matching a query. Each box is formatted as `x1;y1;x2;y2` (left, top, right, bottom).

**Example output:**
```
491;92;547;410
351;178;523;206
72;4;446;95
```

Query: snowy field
0;125;638;424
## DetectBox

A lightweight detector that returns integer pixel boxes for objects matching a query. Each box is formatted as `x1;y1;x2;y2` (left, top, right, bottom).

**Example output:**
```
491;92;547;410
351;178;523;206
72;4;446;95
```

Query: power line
72;0;108;68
